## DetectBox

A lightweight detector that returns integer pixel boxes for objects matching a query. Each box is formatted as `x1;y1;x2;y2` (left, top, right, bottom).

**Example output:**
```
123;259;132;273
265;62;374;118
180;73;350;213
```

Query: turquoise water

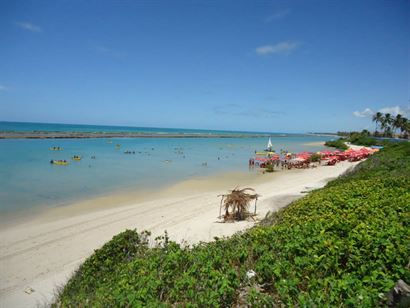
0;122;333;215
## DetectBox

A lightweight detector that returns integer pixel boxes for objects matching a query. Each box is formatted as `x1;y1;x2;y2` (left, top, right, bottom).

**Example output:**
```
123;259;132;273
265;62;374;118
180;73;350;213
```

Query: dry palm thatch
218;187;259;222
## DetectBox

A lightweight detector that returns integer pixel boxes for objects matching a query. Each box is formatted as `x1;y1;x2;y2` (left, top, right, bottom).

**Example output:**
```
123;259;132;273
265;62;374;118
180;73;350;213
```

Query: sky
0;0;409;133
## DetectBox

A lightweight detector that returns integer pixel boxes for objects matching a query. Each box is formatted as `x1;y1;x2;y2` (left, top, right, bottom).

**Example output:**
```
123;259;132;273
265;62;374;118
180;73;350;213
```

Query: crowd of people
249;147;377;171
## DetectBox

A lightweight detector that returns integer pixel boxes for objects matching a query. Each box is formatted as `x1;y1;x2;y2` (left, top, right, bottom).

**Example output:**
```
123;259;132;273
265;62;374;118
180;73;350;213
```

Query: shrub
324;138;348;150
309;153;321;162
348;133;379;146
265;162;274;172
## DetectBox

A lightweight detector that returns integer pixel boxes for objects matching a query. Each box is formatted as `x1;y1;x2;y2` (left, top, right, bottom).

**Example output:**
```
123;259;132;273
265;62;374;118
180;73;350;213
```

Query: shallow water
0;124;334;215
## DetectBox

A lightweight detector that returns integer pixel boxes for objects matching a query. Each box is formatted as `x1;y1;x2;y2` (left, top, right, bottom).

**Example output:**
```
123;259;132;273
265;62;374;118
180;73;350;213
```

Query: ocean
0;121;274;135
0;122;334;215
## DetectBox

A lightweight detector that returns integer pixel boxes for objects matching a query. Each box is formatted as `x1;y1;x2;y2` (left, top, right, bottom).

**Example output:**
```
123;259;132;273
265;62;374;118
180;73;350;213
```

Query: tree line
372;112;409;138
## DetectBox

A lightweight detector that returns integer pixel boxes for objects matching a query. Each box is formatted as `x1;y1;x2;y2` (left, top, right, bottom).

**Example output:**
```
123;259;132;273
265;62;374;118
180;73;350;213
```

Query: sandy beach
303;141;326;146
0;155;363;307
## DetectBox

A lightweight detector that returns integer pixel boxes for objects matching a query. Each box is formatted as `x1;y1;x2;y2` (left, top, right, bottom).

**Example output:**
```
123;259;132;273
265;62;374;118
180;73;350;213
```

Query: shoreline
0;159;361;307
303;141;326;146
0;170;271;230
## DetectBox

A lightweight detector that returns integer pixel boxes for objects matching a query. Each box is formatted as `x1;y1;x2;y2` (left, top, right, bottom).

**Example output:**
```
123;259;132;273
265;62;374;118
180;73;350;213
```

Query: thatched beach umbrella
218;187;259;222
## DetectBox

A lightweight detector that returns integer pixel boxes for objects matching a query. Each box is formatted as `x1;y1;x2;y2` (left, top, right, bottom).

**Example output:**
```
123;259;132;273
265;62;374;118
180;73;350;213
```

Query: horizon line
0;120;321;135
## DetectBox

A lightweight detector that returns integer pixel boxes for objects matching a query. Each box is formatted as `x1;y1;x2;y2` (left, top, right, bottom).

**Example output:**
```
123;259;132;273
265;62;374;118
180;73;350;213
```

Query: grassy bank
324;138;349;150
54;143;410;307
327;130;394;149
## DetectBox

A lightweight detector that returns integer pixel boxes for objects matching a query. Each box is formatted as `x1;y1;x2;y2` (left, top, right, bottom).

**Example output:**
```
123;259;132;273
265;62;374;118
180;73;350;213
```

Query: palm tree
372;112;382;135
399;117;409;138
392;114;399;134
361;129;370;136
381;113;393;136
393;114;404;136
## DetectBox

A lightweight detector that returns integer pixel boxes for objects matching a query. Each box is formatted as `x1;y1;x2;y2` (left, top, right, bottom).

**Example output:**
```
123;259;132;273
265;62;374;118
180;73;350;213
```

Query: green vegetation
348;133;379;146
264;162;274;172
340;112;409;139
372;112;409;138
346;130;383;147
308;153;321;162
55;143;410;307
330;130;391;148
324;138;349;150
329;142;410;186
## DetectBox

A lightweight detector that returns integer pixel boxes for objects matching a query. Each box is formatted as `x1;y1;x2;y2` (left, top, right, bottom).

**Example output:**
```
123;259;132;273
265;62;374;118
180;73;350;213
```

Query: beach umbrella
327;156;338;161
320;150;332;157
269;154;280;160
360;148;371;154
297;151;311;157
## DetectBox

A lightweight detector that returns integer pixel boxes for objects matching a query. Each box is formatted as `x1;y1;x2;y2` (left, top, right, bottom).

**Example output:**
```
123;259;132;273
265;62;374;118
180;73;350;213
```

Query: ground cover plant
54;143;410;307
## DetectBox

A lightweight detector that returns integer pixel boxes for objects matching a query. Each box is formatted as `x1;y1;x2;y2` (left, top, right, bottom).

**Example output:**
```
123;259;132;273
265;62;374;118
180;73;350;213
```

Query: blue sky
0;0;409;133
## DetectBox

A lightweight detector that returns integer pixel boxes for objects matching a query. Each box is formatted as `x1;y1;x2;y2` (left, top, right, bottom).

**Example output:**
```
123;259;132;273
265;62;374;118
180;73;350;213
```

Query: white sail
267;137;272;149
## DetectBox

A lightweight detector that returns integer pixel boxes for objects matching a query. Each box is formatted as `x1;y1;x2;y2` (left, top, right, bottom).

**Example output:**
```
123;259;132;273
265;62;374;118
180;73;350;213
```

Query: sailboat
267;137;273;151
254;137;277;158
255;137;276;156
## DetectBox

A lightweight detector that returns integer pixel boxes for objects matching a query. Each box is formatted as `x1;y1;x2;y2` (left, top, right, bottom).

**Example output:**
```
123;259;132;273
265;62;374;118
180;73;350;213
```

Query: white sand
303;141;326;146
0;159;362;307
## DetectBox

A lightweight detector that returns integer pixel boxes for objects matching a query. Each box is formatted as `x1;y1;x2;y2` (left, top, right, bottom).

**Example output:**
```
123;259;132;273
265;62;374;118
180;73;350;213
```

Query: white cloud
256;41;299;55
353;105;410;118
15;21;42;32
265;9;290;23
353;108;374;118
378;105;409;117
